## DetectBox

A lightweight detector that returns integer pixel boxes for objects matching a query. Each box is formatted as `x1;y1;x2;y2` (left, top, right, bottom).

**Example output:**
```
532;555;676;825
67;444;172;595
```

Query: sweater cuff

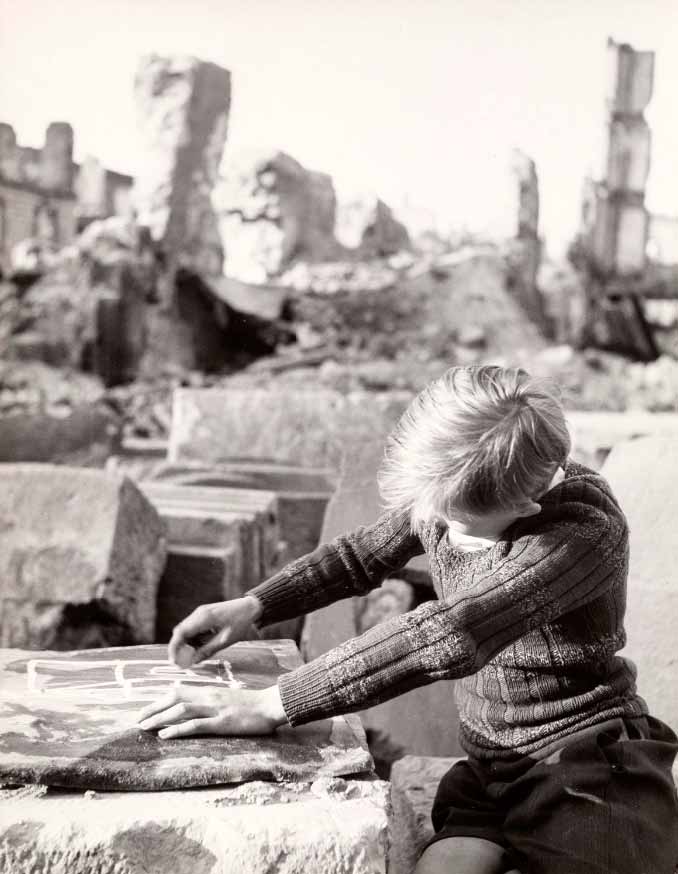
277;657;337;726
248;570;299;628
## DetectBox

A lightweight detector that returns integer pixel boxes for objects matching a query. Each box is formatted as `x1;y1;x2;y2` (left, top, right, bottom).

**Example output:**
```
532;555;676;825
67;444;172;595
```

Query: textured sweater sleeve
278;478;629;725
247;509;425;627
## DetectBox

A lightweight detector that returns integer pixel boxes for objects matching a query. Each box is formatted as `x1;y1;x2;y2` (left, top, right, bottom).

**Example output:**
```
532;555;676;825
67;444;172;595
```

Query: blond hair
378;366;571;528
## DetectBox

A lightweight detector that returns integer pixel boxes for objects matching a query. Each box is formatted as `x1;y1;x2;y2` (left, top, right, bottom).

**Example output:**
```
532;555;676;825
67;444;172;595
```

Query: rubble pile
0;360;104;417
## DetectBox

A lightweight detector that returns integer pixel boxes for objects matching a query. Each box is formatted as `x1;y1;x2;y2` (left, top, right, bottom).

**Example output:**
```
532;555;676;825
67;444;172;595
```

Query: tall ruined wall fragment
133;55;231;275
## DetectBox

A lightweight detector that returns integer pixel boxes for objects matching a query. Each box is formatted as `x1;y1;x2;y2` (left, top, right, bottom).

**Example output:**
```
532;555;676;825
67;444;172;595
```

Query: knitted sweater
249;460;647;760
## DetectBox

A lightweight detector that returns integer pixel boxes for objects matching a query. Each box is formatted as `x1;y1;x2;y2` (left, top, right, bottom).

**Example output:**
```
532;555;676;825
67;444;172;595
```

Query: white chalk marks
26;658;245;704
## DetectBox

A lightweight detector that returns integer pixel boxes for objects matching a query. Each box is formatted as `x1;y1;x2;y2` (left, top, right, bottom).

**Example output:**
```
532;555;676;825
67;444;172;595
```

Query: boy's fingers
139;701;210;732
158;717;219;740
194;627;233;663
136;690;178;723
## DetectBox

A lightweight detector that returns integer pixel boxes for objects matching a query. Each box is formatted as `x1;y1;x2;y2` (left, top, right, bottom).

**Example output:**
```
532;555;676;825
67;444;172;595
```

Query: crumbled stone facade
0;122;133;273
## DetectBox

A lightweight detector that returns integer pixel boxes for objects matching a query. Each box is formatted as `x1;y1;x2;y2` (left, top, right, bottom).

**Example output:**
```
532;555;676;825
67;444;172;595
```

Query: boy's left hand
136;685;288;739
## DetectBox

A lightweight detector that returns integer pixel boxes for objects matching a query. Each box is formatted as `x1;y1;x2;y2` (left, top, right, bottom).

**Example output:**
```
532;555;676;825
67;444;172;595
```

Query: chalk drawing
25;658;245;704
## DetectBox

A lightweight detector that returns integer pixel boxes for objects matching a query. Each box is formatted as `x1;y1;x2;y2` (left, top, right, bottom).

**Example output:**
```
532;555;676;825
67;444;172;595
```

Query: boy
138;366;678;873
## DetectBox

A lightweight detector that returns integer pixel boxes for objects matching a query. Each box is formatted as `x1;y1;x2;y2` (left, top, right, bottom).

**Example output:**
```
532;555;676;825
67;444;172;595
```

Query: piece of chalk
174;644;196;669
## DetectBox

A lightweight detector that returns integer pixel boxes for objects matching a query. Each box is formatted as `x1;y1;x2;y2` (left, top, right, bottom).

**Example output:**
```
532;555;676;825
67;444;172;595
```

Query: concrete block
155;544;240;642
0;776;390;874
389;756;460;874
601;437;678;730
0;464;166;649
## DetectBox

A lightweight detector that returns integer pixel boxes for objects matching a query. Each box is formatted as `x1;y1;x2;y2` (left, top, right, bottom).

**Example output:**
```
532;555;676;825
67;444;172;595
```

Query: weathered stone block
389;755;459;874
168;387;409;472
139;481;281;583
155;544;239;642
0;774;390;874
601;437;678;731
151;461;337;561
0;464;166;648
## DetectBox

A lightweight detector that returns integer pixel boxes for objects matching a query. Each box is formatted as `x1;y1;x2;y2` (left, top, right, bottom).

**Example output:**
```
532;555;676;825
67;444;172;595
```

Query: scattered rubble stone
334;191;411;256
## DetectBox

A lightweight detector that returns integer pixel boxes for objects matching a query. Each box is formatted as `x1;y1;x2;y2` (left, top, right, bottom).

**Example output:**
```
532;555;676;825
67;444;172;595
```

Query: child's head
378;365;571;529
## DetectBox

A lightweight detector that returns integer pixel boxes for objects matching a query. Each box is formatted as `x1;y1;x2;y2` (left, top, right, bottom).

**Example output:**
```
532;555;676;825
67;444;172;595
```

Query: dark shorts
425;715;678;874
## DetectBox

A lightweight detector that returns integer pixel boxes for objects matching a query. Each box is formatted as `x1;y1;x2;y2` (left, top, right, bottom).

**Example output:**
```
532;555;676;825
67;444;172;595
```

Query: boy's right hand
168;595;263;668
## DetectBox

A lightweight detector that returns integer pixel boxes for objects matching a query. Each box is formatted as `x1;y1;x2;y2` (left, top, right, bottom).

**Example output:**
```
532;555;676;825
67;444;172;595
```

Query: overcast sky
1;0;676;255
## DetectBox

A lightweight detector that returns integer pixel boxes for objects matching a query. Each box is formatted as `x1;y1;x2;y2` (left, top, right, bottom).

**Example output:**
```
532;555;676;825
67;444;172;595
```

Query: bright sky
1;0;677;255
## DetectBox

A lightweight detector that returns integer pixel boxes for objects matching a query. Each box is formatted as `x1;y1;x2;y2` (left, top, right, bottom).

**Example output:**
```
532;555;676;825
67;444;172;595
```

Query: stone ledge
0;776;390;874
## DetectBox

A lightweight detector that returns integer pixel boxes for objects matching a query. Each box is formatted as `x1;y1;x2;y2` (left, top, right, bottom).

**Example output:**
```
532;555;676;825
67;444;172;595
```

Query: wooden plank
0;640;373;791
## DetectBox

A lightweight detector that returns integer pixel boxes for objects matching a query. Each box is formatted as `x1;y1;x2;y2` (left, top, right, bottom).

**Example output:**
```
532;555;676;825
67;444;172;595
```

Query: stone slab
0;464;166;649
601;437;678;730
0;640;373;790
139;481;281;583
167;387;409;472
0;775;389;874
154;545;240;643
389;755;458;874
151;462;337;560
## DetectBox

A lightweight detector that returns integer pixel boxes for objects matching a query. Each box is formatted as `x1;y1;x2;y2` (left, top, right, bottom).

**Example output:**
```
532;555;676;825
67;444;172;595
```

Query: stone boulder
133;54;231;275
0;465;167;649
215;148;340;283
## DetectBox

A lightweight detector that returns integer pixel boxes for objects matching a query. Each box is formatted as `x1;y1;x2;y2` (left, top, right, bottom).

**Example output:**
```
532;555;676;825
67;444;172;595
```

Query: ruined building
0;122;133;273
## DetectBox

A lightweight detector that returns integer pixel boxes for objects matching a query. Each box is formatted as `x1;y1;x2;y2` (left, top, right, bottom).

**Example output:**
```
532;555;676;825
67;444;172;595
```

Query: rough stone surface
168;387;409;472
0;465;166;648
155;545;240;642
389;755;458;874
0;641;373;790
214;148;340;283
601;437;678;730
133;54;231;275
0;775;389;874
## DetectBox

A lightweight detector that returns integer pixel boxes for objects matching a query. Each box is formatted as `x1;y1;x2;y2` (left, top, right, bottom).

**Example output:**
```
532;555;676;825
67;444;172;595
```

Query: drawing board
0;640;373;790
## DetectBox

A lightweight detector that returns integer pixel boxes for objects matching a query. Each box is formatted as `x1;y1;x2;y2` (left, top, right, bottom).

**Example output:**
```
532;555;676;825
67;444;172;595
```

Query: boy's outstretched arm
247;509;425;627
